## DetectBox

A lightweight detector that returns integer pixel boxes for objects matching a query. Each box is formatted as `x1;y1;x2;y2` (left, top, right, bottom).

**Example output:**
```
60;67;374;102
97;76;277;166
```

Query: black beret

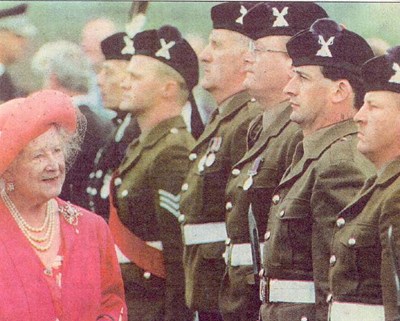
101;32;132;61
132;25;199;91
0;3;27;19
211;2;259;36
362;46;400;94
243;2;328;40
287;18;374;75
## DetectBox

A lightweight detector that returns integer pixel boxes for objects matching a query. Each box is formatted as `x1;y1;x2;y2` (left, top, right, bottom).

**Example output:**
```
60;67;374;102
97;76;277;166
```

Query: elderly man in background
80;18;118;119
32;40;113;210
179;2;261;320
0;3;36;102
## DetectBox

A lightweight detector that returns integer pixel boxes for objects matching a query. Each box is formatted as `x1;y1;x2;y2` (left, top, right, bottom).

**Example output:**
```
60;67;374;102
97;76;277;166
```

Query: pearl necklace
1;190;56;252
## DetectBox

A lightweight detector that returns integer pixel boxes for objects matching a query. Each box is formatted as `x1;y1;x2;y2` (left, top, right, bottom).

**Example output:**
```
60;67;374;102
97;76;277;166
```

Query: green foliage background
1;1;399;92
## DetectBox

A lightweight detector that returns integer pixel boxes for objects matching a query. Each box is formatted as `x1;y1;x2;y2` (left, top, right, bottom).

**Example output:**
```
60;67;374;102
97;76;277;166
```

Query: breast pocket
202;157;229;219
273;198;312;266
337;224;380;278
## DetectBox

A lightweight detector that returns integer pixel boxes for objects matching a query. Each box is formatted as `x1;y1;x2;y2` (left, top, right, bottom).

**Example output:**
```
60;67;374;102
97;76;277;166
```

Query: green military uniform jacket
219;102;302;320
111;116;194;321
179;91;261;311
261;119;375;321
329;157;400;321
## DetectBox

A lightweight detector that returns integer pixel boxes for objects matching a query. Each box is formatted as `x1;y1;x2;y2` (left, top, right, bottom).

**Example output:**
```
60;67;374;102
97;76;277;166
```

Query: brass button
336;217;345;228
329;255;336;266
348;237;356;246
181;183;189;192
225;202;233;211
279;210;285;217
189;153;197;161
264;231;271;240
225;238;231;245
178;214;186;223
231;168;241;176
272;194;280;205
143;272;151;279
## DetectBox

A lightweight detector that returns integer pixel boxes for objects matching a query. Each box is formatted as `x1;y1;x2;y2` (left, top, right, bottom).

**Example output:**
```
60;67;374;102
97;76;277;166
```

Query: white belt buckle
228;243;264;266
269;279;315;303
330;301;384;321
183;222;227;245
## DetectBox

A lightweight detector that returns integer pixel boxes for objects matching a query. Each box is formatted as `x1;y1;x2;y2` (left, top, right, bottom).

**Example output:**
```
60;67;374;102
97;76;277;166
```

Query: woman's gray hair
56;108;87;172
32;40;92;94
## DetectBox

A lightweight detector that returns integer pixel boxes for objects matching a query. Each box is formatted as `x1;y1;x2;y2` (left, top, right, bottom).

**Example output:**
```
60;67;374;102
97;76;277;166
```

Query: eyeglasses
248;41;288;55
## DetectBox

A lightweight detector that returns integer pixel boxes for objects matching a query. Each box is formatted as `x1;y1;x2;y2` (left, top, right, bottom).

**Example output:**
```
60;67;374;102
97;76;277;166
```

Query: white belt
269;279;315;303
330;301;384;321
115;241;163;264
183;222;227;245
226;243;264;266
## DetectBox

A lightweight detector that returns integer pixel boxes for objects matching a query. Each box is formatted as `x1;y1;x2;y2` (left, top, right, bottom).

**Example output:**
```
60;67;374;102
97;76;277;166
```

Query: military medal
198;154;207;172
205;137;222;168
243;176;253;191
205;152;216;167
243;156;263;191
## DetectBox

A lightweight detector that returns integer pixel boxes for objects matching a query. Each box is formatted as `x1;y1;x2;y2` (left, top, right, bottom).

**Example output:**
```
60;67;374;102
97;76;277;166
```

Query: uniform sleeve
96;217;128;321
379;195;400;320
311;161;368;320
150;143;193;321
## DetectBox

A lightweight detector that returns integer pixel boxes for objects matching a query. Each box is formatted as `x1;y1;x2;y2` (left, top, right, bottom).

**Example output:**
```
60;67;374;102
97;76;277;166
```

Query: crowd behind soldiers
2;1;400;321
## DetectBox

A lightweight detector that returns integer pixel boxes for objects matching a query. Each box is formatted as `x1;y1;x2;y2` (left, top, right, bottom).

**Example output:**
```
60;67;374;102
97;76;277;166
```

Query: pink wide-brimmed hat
0;89;77;175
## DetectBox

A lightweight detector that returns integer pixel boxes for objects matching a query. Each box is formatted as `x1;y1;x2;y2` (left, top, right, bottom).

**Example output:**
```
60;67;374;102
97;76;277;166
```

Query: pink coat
0;198;127;321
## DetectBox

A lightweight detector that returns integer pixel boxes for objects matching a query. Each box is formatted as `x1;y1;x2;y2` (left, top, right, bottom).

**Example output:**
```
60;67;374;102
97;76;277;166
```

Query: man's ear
161;79;179;99
332;79;352;104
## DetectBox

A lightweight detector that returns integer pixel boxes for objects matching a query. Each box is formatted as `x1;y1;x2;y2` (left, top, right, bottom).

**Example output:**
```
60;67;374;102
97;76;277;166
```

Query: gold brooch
59;201;82;234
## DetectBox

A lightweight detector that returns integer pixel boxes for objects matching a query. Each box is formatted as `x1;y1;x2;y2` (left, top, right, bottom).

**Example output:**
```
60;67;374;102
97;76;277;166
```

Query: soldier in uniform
0;3;36;102
218;3;327;321
327;46;400;321
178;2;262;320
260;19;375;321
85;32;141;220
108;25;196;321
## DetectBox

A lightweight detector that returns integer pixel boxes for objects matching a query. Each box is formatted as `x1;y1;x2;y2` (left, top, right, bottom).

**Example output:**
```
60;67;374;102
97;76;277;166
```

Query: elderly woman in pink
0;90;126;320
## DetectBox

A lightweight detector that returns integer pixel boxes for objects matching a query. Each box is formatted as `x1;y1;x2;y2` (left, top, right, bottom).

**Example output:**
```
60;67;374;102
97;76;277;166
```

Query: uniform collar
218;91;252;119
117;115;187;175
262;100;290;130
303;119;357;160
375;157;400;186
139;115;186;149
236;102;293;166
194;91;253;149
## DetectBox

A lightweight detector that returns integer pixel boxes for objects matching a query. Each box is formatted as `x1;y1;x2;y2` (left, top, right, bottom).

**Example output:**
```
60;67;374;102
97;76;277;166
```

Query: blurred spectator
367;37;391;56
0;3;36;102
80;18;118;119
31;40;113;209
81;18;117;69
